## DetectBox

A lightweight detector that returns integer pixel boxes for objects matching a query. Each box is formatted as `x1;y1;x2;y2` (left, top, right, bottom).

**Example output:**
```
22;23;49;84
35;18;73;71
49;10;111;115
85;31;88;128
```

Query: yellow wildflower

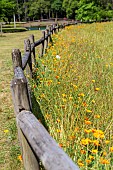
91;149;98;154
95;88;100;91
89;155;94;160
109;146;113;152
100;157;110;164
86;159;91;164
74;127;79;132
40;93;45;98
45;114;50;119
78;93;85;97
69;96;73;100
92;140;100;146
73;84;78;89
56;129;61;133
77;160;84;167
18;155;22;162
55;75;59;79
103;151;107;156
56;119;60;123
94;115;100;118
81;138;92;145
92;80;95;83
85;120;92;125
62;93;66;98
62;98;67;102
92;100;95;104
93;130;104;139
86;109;92;113
80;150;86;154
105;140;110;144
59;143;63;147
84;129;92;134
4;129;9;133
82;102;87;107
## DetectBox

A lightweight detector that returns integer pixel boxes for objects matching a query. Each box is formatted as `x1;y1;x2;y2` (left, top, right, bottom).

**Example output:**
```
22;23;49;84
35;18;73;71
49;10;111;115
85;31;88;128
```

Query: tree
62;0;79;18
51;0;63;18
28;0;50;20
76;0;113;21
0;0;16;23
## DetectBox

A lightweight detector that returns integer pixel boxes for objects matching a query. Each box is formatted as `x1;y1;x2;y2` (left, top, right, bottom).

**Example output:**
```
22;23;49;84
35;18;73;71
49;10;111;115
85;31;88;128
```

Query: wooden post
12;49;22;70
54;24;57;34
11;52;39;169
0;23;3;36
49;26;53;44
11;76;39;170
51;25;53;34
11;67;31;113
53;24;55;34
24;39;32;77
40;31;45;57
30;34;36;64
45;29;49;50
57;24;59;32
18;128;40;170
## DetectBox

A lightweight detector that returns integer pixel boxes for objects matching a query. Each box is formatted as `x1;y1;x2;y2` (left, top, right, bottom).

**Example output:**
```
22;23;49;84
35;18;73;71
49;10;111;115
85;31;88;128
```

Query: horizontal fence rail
11;22;80;170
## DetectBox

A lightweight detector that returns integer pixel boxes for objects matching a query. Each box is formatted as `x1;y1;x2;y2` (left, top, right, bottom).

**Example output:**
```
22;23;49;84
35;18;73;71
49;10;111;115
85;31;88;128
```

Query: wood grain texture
11;67;31;113
18;128;40;170
12;49;22;69
17;111;80;170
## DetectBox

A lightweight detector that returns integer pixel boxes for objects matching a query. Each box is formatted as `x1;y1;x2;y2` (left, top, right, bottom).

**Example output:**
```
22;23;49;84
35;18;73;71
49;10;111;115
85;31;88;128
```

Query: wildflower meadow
32;22;113;170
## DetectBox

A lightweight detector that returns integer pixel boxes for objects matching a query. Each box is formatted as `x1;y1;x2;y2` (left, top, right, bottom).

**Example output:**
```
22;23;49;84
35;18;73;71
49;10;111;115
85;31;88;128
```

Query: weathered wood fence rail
11;23;80;170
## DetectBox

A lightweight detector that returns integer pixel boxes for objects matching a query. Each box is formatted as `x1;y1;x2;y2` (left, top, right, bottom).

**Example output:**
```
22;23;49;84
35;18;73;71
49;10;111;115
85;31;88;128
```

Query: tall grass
32;22;113;170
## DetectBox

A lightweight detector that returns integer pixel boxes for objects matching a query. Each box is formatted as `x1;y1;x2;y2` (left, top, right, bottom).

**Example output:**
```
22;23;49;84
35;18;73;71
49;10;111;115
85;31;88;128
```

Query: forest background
0;0;113;23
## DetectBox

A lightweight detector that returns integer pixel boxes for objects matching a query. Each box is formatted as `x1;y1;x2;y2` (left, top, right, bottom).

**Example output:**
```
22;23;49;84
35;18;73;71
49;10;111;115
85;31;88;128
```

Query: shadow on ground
31;92;49;131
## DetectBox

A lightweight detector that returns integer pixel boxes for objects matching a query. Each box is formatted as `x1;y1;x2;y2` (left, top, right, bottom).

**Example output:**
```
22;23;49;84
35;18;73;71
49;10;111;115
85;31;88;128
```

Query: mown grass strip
0;30;42;170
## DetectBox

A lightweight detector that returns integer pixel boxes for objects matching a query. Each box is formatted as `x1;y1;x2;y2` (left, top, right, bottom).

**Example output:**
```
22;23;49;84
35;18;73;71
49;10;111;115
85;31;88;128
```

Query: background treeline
0;0;113;23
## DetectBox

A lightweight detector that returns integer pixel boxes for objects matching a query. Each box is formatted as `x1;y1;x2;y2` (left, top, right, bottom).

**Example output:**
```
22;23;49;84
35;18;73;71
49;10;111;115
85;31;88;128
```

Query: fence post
11;49;39;170
49;26;53;45
54;24;57;34
40;31;45;57
24;39;32;77
45;29;49;51
0;23;3;36
30;34;36;64
51;25;54;34
12;49;22;70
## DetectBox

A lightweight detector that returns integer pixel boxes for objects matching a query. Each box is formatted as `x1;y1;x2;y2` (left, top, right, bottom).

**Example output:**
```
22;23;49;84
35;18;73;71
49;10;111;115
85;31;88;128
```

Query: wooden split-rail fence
11;23;80;170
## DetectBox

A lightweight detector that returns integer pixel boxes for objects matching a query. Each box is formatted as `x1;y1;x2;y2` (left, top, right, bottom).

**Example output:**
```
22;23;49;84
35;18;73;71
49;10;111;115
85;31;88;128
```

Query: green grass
1;22;113;170
0;30;42;170
32;22;113;169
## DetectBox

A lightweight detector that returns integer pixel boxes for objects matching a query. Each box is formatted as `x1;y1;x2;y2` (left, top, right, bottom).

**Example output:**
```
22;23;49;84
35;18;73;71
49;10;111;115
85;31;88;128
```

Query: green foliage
63;0;79;18
2;27;27;33
0;0;16;23
76;0;113;21
0;0;113;22
51;0;63;11
28;0;50;19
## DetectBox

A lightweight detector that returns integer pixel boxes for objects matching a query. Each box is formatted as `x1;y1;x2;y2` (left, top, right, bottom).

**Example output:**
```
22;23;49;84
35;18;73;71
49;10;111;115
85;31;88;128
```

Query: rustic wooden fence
11;23;80;170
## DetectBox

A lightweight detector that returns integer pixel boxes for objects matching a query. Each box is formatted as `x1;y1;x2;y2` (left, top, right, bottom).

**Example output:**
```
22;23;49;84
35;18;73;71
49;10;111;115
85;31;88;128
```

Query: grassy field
0;30;42;170
0;22;113;170
32;22;113;170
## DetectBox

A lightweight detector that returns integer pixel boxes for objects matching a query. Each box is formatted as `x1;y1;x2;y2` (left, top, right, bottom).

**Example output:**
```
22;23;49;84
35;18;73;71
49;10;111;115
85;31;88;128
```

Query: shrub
2;27;27;33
